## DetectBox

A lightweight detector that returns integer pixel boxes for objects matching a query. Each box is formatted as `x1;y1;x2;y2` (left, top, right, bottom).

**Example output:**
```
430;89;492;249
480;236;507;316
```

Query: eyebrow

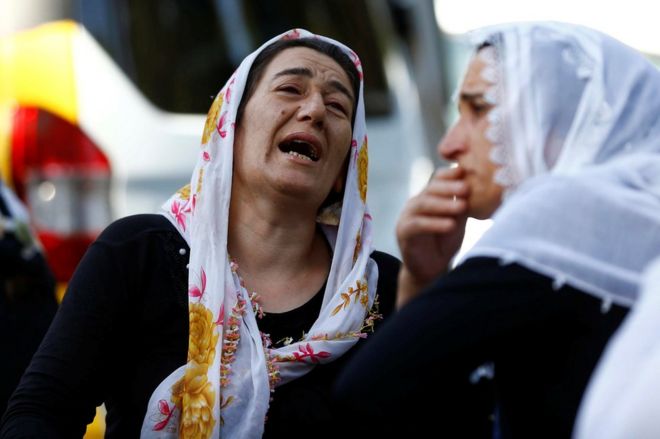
273;67;355;103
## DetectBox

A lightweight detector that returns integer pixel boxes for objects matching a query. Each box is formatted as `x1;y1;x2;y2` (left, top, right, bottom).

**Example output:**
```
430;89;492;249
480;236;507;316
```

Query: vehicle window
76;0;391;115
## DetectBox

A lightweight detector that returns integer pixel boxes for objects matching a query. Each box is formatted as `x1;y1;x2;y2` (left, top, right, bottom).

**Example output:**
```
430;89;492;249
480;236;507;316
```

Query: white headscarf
460;22;660;306
574;256;660;438
141;29;378;438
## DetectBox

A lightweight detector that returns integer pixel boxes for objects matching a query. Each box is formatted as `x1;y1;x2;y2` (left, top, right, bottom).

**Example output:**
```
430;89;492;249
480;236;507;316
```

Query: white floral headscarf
141;29;377;438
461;22;660;306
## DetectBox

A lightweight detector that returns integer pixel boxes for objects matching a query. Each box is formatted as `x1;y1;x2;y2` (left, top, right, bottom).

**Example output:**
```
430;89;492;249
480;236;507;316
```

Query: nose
438;120;467;161
297;92;325;128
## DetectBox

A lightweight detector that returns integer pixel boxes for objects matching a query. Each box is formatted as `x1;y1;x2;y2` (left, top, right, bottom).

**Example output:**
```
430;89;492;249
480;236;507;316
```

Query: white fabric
574;257;660;438
0;182;30;232
141;29;378;438
0;181;41;257
460;22;660;306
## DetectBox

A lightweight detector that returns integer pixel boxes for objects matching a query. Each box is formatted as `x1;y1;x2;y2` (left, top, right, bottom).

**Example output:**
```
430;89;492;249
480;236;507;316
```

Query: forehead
460;52;491;94
262;46;352;90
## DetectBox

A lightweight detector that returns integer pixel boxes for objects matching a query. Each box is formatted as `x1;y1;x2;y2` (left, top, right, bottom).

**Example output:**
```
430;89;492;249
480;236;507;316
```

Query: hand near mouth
395;166;469;308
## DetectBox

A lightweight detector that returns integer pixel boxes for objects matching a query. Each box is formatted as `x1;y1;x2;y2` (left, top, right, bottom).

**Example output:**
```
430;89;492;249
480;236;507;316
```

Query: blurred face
438;51;503;219
233;47;354;207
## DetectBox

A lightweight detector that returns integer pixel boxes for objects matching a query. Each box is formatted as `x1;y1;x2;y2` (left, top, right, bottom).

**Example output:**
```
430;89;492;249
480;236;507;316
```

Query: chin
468;189;503;220
470;211;491;220
468;201;498;220
275;180;324;204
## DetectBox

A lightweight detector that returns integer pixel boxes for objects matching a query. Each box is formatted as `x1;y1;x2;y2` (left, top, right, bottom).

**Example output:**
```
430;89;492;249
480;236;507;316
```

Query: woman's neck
228;188;331;312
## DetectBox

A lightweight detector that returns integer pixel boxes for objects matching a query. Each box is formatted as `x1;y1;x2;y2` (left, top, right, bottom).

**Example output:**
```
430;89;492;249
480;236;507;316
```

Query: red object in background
10;107;112;282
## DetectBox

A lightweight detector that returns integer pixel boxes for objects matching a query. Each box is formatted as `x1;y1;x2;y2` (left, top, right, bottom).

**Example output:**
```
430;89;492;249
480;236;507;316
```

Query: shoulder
95;214;180;246
371;250;400;281
370;250;401;318
442;256;555;292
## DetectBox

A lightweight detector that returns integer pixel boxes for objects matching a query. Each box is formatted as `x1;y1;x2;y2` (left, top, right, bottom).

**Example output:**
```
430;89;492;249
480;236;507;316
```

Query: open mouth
278;139;320;162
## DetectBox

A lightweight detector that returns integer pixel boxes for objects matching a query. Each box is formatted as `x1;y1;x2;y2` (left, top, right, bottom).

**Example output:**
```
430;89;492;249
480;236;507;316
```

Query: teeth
288;150;313;161
291;140;318;160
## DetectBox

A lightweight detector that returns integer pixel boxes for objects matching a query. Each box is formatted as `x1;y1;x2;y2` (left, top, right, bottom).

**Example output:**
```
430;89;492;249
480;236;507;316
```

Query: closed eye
278;85;301;94
327;101;348;116
470;102;492;116
458;94;492;118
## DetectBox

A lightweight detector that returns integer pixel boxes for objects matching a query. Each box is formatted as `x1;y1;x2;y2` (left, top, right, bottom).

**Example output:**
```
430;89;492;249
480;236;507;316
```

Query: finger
432;165;465;181
408;194;467;216
424;179;469;198
400;191;466;223
398;215;461;236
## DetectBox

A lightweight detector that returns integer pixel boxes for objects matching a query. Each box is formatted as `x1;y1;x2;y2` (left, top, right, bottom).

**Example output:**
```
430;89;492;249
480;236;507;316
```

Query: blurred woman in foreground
336;21;660;437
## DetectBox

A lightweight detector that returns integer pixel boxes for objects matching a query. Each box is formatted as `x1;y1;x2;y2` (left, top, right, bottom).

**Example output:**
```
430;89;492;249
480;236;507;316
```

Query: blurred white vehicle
1;0;447;295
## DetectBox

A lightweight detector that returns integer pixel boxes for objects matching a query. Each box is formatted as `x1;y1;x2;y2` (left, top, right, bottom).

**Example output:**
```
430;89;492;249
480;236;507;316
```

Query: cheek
327;120;352;153
484;162;503;203
486;182;504;214
233;125;247;158
244;95;285;129
241;108;279;146
476;121;491;146
475;124;495;165
336;123;354;151
334;136;353;169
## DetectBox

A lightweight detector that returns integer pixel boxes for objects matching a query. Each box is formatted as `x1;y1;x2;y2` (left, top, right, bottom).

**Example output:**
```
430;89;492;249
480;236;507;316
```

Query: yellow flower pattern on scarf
357;138;368;204
201;93;224;145
177;184;191;200
196;168;205;196
352;231;362;265
172;303;219;438
331;279;369;316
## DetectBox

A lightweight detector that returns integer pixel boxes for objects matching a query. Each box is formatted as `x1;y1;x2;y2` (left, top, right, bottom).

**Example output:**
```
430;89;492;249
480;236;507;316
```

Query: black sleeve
0;233;57;418
333;257;628;437
0;250;57;419
334;258;509;436
0;221;134;438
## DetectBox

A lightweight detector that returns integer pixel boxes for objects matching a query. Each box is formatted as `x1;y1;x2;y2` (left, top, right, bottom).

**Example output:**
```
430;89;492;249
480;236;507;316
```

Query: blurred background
1;0;659;436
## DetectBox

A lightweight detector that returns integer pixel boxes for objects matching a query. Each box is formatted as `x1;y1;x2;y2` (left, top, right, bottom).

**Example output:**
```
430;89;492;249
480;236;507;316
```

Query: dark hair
236;38;361;127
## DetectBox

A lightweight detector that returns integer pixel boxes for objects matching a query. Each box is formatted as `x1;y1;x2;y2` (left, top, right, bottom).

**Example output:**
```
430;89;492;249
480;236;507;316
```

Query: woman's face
438;51;503;219
233;46;355;208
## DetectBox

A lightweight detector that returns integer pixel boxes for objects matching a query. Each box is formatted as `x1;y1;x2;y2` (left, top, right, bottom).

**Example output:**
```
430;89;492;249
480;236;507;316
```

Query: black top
0;186;56;418
0;214;399;438
334;257;628;438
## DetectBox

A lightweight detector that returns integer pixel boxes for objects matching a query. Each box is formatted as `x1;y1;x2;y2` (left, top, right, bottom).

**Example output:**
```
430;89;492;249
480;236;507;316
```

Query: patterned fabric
461;22;660;305
141;29;377;438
